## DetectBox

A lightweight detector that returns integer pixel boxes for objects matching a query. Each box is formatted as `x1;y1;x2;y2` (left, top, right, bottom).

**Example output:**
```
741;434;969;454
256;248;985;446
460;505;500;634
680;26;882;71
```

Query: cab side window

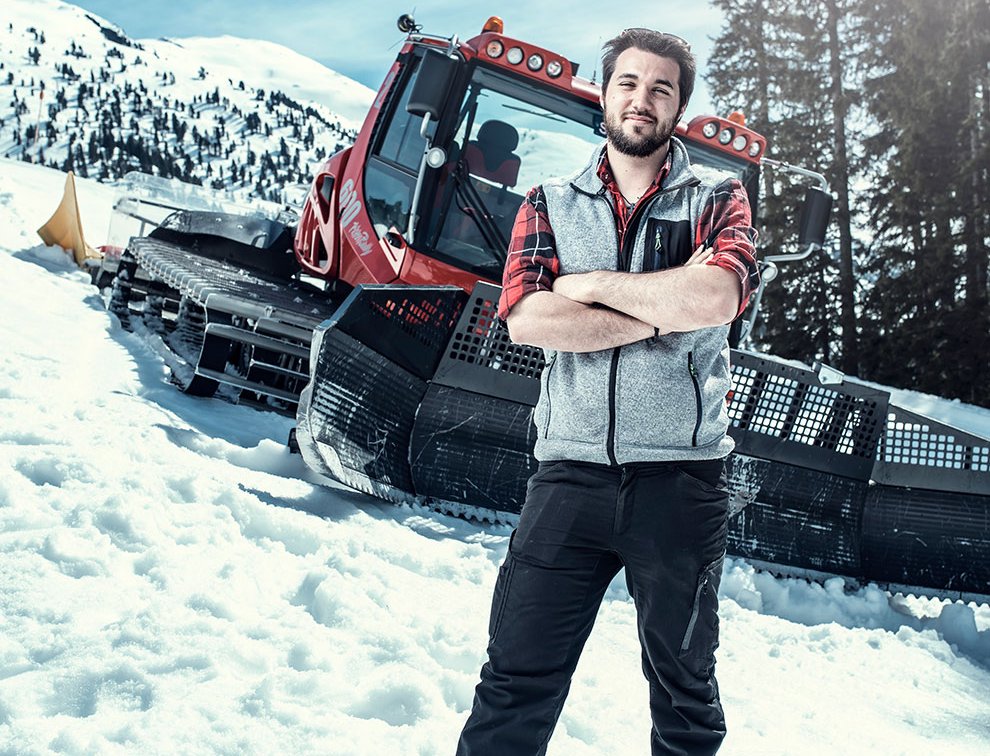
363;60;434;235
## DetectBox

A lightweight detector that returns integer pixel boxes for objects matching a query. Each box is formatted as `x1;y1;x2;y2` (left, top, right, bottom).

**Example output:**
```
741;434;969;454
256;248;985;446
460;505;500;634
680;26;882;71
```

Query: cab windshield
422;66;604;280
419;64;754;281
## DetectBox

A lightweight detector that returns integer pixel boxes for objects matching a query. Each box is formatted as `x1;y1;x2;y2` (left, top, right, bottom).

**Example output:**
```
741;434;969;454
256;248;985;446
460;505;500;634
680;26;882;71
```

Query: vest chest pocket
642;218;694;272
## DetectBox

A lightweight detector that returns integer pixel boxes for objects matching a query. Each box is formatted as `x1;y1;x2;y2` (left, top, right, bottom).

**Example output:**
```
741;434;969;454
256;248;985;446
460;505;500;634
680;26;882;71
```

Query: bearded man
457;28;759;756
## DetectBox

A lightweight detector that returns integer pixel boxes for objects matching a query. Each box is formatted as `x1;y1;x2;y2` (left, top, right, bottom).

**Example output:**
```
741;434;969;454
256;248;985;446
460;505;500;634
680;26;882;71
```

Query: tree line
708;0;989;406
4;56;355;207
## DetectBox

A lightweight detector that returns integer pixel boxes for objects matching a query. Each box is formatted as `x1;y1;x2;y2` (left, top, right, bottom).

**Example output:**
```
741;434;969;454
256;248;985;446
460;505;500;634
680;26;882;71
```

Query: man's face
601;47;683;158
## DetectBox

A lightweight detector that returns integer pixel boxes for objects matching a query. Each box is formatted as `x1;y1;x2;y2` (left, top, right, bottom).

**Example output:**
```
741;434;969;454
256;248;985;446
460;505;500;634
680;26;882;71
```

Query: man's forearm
556;265;741;334
506;290;654;353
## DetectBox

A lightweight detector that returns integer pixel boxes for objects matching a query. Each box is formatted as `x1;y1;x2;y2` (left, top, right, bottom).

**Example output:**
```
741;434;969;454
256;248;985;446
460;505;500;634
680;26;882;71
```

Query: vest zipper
688;351;703;447
605;351;620;466
600;192;659;466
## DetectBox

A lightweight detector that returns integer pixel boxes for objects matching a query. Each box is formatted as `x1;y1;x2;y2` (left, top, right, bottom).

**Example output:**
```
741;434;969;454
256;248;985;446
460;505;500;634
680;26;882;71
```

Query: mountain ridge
1;0;374;205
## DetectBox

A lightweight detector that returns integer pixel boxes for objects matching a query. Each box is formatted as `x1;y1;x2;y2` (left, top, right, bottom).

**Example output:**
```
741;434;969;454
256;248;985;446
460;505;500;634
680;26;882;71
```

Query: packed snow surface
2;169;990;753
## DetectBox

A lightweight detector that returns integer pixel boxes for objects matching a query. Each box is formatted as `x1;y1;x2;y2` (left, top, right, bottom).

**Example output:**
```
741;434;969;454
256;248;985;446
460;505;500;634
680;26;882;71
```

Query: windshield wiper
452;161;509;263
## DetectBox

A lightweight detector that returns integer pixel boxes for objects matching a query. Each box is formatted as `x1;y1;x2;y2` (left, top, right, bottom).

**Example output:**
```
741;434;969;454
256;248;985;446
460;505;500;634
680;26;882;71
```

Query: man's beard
603;107;676;157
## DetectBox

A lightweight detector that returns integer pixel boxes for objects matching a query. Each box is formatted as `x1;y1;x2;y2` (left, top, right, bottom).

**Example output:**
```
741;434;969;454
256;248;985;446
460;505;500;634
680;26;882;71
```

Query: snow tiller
104;15;990;602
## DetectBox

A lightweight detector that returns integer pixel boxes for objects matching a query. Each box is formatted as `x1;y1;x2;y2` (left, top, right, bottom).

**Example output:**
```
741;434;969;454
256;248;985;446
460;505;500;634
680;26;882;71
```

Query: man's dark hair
601;29;696;113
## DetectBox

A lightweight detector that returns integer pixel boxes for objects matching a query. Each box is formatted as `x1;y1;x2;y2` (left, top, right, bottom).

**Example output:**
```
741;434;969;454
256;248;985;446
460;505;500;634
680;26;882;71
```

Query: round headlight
486;40;504;58
732;134;747;151
702;121;719;139
718;128;733;145
748;141;761;157
426;146;447;169
506;46;524;65
527;53;544;71
546;60;563;78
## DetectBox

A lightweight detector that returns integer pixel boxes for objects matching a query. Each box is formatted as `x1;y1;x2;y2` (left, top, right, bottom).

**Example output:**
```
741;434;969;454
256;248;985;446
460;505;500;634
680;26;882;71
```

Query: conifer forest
708;0;990;406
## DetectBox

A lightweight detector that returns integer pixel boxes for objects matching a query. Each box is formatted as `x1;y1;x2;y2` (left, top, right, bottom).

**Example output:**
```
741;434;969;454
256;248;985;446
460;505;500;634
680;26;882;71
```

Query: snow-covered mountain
1;157;990;754
0;0;376;205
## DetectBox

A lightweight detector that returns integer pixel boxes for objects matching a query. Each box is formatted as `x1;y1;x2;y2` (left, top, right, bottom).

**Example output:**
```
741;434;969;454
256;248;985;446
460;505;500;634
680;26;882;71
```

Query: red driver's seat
463;120;521;187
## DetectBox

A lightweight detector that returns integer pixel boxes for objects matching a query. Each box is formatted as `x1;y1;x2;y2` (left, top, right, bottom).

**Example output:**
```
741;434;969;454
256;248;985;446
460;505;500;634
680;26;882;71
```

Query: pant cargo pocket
678;555;723;675
489;533;518;644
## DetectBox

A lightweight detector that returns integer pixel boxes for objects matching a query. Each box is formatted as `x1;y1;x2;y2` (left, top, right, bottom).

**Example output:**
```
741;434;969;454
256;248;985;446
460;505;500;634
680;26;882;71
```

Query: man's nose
629;86;651;111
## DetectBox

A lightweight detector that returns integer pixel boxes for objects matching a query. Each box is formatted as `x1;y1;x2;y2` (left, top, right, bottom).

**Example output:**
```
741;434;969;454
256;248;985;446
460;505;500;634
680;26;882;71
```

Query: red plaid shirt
498;149;759;320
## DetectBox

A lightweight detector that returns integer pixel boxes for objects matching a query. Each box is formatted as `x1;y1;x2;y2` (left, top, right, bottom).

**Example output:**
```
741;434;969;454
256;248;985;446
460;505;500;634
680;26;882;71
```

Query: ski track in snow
2;29;990;756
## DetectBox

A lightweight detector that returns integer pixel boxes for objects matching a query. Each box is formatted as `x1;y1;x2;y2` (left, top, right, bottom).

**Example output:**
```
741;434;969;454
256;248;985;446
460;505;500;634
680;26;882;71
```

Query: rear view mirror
798;186;833;250
407;50;460;120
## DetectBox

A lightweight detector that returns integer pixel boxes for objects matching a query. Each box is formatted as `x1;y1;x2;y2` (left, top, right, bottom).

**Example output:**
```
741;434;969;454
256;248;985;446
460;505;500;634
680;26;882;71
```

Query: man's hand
685;244;714;266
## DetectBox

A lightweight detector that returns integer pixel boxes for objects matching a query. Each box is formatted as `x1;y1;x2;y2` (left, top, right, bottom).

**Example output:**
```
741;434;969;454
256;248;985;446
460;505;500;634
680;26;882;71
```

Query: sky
68;0;725;116
2;156;990;754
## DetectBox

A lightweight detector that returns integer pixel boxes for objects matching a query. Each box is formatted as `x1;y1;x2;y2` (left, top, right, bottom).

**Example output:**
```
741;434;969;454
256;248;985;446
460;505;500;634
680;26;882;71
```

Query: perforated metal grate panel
728;363;883;459
330;286;467;382
878;408;990;471
367;291;464;354
445;290;545;379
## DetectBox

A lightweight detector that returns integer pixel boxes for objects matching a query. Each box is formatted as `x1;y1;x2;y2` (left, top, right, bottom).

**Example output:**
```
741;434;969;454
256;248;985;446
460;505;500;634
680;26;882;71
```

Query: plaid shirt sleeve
696;178;760;318
497;185;560;320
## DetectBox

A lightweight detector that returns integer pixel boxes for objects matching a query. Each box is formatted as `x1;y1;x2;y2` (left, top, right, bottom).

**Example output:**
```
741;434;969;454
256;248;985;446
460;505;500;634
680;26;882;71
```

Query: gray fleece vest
534;138;737;464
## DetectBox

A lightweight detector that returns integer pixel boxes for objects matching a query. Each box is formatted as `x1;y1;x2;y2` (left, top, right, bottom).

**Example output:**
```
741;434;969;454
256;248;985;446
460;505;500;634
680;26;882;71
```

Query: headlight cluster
699;119;763;158
486;39;563;77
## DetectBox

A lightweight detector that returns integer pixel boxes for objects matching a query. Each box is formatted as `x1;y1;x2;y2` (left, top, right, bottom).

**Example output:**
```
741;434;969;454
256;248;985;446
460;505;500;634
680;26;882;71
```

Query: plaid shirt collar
596;146;673;207
595;146;673;227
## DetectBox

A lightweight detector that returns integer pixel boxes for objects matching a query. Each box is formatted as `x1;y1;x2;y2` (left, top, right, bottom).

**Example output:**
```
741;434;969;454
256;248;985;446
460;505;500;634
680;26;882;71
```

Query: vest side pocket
541;353;557;438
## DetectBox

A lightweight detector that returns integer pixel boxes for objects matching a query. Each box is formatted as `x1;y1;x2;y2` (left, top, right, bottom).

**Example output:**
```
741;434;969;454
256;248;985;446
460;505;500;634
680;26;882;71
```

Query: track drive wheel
168;297;233;397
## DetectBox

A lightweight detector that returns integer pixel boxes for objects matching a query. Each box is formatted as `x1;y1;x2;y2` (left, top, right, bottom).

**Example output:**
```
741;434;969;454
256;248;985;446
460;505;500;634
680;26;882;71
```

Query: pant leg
618;459;729;756
457;462;623;756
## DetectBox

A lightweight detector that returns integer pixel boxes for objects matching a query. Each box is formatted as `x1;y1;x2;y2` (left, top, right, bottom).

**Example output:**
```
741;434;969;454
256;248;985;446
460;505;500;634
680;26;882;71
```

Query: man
457;29;759;756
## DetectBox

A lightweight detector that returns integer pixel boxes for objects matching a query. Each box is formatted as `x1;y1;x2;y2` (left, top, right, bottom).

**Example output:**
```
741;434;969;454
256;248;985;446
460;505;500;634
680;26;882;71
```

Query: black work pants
457;458;729;756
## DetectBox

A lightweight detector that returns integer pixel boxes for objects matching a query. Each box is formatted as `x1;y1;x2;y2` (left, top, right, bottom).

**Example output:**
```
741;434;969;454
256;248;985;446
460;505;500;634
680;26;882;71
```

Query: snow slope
2;161;990;755
151;35;376;129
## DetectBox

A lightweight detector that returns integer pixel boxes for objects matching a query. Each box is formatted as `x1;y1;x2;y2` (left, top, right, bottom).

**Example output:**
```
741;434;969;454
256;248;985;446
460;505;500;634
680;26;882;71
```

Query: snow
148;36;376;129
3;159;990;755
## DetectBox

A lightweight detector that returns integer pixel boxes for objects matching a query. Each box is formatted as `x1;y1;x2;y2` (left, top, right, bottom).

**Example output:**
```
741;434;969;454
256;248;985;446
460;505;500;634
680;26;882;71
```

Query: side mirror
797;186;832;250
407;50;459;120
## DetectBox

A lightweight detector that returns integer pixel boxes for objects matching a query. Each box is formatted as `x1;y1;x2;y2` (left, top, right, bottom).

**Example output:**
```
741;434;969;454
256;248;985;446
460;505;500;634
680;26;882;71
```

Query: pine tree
708;0;839;362
857;0;990;404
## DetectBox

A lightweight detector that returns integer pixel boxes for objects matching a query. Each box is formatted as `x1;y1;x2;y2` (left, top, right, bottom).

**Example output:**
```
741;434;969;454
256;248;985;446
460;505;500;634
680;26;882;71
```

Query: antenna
590;35;602;84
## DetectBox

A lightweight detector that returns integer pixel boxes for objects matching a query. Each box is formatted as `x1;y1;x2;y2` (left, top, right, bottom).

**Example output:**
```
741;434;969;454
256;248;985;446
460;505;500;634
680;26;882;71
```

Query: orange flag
37;171;99;266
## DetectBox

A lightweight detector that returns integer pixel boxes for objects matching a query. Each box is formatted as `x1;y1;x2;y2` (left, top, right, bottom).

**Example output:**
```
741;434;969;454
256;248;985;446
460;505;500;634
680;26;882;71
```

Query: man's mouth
623;112;656;124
